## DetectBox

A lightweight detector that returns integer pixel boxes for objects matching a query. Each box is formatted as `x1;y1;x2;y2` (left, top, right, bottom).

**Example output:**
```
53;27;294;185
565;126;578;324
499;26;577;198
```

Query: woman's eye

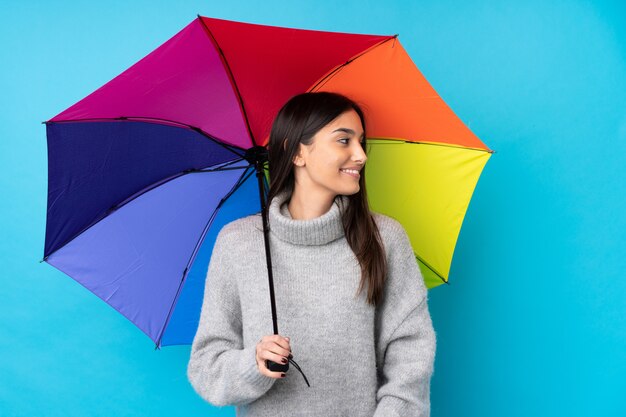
338;138;349;144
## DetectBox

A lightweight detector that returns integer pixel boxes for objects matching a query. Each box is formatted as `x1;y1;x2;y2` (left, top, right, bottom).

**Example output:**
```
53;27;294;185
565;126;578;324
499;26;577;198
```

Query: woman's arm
374;294;436;416
187;226;276;407
374;216;437;416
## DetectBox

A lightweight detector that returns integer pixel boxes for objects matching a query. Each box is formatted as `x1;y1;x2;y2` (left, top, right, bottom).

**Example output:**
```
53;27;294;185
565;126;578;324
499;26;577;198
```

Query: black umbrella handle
265;360;289;372
266;358;311;387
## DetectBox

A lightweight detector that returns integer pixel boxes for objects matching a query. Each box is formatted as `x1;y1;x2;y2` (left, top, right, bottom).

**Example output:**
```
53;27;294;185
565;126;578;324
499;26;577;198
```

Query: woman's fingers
256;349;285;378
269;334;291;356
261;334;291;357
256;335;292;378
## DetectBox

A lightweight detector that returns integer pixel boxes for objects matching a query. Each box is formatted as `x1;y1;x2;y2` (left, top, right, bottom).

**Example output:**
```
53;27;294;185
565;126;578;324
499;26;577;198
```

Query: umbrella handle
266;358;311;387
265;359;289;372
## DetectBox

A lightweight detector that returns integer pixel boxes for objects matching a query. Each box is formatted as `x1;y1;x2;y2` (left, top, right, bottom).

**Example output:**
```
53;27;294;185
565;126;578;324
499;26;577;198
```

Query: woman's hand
255;335;292;378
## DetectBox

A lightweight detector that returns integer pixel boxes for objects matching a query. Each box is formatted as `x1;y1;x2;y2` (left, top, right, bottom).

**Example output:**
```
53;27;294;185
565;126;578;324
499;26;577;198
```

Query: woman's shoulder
216;213;264;241
371;211;408;240
370;211;414;259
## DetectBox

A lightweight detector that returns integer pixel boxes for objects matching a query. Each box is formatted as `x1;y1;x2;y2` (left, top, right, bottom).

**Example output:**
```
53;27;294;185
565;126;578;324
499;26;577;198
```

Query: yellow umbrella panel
365;140;490;288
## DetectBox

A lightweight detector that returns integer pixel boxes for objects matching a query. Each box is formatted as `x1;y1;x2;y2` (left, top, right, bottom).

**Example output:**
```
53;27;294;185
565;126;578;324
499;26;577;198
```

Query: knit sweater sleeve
374;216;437;417
187;223;276;406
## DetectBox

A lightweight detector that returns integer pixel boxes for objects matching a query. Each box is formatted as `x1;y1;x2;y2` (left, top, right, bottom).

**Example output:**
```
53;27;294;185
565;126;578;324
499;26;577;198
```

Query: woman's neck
287;188;336;220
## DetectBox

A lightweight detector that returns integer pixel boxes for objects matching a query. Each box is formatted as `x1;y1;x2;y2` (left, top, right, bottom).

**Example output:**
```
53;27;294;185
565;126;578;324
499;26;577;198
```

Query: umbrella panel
365;140;491;288
51;19;251;149
44;121;239;258
162;171;264;346
46;159;261;346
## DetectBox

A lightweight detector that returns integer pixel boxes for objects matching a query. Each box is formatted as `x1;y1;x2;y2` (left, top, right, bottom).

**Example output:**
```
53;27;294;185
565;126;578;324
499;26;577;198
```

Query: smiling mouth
340;169;360;178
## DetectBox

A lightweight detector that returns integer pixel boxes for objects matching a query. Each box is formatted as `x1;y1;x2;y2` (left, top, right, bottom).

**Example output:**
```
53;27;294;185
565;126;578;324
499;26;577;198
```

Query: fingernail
281;373;286;378
281;358;287;364
285;337;290;341
288;354;293;359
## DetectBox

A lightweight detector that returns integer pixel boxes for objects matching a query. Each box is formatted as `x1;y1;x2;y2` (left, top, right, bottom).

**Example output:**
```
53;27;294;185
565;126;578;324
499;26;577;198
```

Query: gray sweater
187;190;436;416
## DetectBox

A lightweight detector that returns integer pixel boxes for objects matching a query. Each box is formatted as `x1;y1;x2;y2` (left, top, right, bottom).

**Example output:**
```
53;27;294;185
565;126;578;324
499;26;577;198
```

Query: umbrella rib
197;15;258;148
155;165;258;348
112;160;248;210
367;137;496;154
308;35;398;93
40;160;249;263
414;253;450;286
45;116;248;158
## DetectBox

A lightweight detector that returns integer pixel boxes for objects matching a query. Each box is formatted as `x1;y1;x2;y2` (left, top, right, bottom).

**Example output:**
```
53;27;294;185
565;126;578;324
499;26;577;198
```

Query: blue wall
1;1;624;416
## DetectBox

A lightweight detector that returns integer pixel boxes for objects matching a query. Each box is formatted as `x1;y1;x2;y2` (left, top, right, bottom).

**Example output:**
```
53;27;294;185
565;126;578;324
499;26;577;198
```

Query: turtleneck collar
267;190;349;246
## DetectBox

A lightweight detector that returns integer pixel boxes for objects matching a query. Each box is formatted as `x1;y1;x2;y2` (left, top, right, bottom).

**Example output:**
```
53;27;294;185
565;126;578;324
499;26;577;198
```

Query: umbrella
42;16;493;355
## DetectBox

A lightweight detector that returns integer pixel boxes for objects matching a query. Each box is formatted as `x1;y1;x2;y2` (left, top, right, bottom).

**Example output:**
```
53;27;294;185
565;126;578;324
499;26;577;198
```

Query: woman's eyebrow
332;127;365;138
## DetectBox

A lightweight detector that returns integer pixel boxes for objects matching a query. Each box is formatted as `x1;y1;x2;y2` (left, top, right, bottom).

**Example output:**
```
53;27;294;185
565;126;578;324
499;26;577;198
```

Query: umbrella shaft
255;161;280;336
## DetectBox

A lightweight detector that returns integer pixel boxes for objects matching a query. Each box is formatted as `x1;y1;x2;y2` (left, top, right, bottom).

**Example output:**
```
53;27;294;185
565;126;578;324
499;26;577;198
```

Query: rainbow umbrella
43;16;492;349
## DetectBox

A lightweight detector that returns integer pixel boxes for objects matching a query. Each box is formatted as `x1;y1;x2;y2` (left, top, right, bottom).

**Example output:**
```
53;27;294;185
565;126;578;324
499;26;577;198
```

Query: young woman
188;92;436;416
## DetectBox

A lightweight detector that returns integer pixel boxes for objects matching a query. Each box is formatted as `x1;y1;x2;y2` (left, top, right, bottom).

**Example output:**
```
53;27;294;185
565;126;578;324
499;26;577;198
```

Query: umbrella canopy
43;16;492;348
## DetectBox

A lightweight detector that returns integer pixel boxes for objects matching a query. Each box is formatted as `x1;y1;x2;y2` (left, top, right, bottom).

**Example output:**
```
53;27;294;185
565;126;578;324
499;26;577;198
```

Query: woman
187;91;436;416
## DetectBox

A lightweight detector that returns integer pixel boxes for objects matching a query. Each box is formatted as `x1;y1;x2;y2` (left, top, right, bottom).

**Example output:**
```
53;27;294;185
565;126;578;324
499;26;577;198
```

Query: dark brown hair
266;91;387;306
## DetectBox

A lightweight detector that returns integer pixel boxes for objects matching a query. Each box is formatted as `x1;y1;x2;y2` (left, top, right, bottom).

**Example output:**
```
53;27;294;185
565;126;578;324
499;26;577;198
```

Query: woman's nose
352;142;367;163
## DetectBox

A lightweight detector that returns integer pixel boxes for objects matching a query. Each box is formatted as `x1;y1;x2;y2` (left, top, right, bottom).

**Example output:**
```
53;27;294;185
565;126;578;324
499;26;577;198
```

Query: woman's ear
293;155;304;166
292;143;306;166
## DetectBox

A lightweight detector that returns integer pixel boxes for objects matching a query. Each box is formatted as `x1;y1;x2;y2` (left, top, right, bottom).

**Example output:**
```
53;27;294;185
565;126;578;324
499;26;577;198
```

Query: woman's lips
340;169;360;178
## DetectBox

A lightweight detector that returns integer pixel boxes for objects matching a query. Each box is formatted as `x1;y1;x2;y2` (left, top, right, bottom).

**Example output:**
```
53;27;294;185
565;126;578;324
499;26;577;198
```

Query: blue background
1;0;625;416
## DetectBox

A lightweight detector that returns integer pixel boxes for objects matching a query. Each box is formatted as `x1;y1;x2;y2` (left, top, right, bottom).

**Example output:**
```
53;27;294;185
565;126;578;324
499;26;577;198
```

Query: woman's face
293;109;367;199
